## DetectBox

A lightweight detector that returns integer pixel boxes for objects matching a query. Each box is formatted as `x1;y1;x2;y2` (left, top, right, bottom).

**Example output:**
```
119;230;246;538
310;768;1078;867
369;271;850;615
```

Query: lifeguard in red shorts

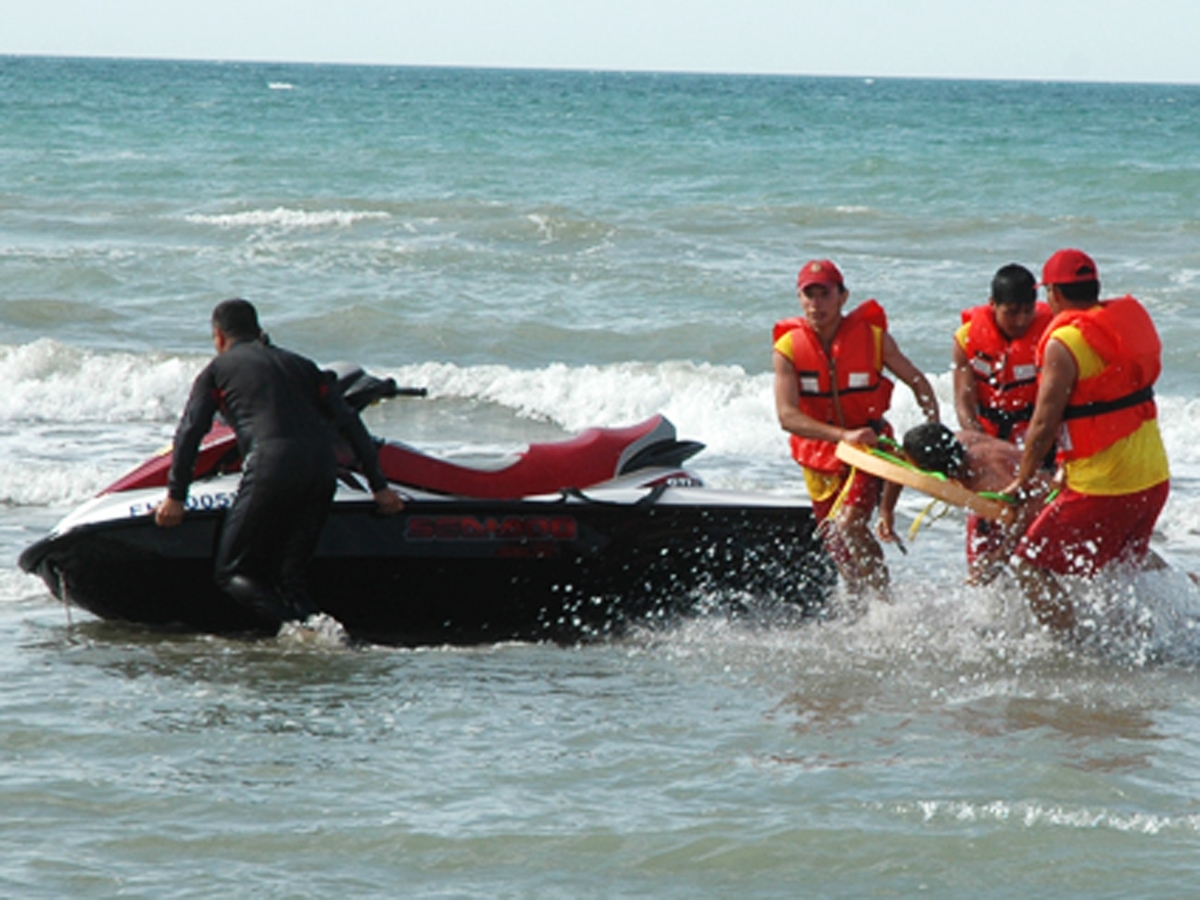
952;263;1053;582
1002;249;1170;632
773;259;940;598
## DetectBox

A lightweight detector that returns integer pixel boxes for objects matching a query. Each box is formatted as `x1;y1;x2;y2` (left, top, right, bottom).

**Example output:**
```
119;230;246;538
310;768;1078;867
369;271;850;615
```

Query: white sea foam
4;341;1199;566
183;207;391;230
387;359;782;455
6;343;1200;480
0;341;197;505
639;551;1200;676
899;798;1199;835
0;568;50;603
0;339;200;425
0;450;130;507
276;613;351;648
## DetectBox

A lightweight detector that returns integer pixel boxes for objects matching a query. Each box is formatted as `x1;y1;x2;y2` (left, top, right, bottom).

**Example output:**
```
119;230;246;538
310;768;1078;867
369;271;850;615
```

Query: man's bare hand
154;497;185;528
373;488;405;515
842;426;879;446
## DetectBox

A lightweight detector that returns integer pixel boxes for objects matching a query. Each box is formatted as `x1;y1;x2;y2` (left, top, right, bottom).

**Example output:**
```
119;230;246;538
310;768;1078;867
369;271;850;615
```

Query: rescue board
835;441;1014;523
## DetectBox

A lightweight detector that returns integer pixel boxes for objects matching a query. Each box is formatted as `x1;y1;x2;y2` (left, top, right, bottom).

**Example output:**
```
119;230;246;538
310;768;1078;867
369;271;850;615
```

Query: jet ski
19;365;835;644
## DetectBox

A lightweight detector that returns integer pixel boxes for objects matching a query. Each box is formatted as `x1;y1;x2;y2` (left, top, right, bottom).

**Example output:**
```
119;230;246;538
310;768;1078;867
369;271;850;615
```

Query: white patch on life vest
1013;363;1037;381
971;358;993;376
847;371;871;389
800;377;820;393
1057;423;1073;452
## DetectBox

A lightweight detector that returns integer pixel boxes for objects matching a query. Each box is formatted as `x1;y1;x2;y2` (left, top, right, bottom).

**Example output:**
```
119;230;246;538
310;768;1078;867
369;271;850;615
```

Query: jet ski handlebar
326;362;427;412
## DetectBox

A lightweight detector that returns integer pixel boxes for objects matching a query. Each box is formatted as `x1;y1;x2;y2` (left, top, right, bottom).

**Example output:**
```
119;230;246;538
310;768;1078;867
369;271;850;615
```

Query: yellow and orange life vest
773;300;894;472
959;302;1053;441
1039;296;1160;461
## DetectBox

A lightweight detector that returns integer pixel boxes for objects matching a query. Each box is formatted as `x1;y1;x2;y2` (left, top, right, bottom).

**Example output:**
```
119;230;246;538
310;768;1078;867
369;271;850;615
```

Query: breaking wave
183;207;392;230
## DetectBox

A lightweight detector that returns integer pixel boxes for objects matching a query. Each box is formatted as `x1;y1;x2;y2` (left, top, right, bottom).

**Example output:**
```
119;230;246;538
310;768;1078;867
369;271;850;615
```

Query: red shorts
1014;481;1169;577
809;466;883;575
811;467;882;523
966;512;1005;567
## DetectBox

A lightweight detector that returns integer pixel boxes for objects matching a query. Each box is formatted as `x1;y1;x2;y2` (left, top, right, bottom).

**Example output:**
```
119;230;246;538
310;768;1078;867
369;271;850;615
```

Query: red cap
1040;248;1098;286
797;259;844;292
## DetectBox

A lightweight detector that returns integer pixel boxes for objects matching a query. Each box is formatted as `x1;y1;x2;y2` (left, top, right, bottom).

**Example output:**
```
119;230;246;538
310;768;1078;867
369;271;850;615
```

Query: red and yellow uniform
956;302;1053;565
1016;296;1170;576
774;300;894;519
955;302;1053;442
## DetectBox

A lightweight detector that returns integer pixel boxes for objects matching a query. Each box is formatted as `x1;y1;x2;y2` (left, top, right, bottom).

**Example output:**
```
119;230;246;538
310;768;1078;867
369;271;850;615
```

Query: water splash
276;612;351;649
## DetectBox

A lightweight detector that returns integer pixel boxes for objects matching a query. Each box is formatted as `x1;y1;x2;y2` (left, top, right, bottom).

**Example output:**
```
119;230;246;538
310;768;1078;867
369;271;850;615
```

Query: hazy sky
3;0;1198;84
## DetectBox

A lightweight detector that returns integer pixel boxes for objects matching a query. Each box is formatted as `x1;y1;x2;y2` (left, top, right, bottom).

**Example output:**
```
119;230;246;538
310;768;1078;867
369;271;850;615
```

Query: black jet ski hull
20;496;834;644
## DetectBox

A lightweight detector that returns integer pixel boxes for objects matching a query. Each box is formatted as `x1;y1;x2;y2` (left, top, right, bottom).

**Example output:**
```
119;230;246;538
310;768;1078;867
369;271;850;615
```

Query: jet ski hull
20;392;835;644
20;491;834;644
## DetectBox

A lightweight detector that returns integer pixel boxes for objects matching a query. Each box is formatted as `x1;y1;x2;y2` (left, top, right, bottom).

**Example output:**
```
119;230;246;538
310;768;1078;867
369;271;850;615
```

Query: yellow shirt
953;321;970;351
775;330;841;499
773;330;795;361
1053;325;1170;495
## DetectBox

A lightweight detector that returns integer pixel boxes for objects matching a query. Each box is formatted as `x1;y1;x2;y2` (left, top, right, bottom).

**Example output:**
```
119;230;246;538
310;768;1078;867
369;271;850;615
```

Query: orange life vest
774;300;894;472
1038;296;1160;461
960;302;1053;441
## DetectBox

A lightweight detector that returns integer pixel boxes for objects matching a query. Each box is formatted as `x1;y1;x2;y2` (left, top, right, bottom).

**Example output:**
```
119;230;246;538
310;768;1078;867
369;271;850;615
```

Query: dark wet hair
1055;280;1101;303
211;298;262;341
990;263;1037;308
903;422;967;477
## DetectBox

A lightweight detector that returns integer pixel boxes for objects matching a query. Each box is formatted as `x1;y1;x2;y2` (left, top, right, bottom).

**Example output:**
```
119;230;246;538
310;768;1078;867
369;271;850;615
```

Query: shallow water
7;569;1200;898
3;58;1200;896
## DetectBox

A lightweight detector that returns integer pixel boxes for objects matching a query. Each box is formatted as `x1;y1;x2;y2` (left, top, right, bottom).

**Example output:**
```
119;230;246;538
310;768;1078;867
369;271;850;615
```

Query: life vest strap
977;405;1033;426
1062;385;1154;421
976;405;1032;441
975;373;1038;392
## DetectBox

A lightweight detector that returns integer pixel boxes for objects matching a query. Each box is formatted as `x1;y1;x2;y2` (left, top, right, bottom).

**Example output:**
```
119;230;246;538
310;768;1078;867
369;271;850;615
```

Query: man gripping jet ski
153;298;405;626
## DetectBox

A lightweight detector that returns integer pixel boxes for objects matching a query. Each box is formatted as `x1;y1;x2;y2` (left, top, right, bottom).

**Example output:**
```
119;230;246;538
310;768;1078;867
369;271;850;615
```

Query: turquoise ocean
4;56;1200;896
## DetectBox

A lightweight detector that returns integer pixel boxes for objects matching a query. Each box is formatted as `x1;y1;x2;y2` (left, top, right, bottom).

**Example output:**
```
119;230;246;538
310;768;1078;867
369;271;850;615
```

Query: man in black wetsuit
153;299;405;625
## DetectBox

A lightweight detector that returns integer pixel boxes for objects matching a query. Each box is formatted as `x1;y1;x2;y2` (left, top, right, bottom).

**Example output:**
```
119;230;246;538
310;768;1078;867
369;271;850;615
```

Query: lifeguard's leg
831;501;890;595
1011;557;1074;632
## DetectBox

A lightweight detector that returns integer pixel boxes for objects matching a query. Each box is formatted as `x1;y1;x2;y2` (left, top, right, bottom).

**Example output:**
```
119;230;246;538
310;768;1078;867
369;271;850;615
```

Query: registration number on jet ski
129;491;237;517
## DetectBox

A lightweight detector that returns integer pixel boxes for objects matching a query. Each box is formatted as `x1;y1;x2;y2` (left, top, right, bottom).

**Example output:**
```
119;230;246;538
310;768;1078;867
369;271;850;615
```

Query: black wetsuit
167;338;389;624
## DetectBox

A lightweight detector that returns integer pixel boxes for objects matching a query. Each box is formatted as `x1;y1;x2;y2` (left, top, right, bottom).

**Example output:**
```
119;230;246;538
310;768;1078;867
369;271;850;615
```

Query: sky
3;0;1199;84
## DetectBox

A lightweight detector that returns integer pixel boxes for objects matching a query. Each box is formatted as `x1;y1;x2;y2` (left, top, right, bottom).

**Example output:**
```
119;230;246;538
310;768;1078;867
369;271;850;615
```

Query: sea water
3;57;1200;897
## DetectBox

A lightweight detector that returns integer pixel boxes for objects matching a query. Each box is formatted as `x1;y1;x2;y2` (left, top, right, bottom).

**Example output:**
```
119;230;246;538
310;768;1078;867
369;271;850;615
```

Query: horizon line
3;51;1198;89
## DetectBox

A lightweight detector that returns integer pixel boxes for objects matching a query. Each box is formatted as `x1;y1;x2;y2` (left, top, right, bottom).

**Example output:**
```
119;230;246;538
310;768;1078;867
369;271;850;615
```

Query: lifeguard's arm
772;350;878;446
881;333;940;424
1003;338;1075;496
951;339;984;432
971;471;1055;584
